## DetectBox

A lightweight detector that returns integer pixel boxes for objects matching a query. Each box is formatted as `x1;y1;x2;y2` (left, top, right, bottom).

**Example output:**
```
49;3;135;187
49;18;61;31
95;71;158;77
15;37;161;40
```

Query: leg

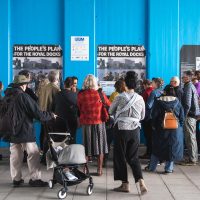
165;161;174;172
184;117;198;162
113;128;128;182
143;120;152;156
148;154;159;171
10;143;24;181
68;119;77;144
40;124;45;151
126;128;143;183
113;132;130;193
97;154;104;176
106;128;114;153
125;128;148;194
82;125;92;157
24;142;41;180
196;121;200;153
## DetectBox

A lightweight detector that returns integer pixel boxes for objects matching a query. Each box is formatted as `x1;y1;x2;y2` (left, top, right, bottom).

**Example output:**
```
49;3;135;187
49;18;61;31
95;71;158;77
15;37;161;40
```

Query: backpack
163;111;178;129
162;102;179;129
0;93;21;142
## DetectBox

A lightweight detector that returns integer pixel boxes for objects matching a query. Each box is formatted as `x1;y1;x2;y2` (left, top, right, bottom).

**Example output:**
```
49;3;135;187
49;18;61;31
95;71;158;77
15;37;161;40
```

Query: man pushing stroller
1;75;57;187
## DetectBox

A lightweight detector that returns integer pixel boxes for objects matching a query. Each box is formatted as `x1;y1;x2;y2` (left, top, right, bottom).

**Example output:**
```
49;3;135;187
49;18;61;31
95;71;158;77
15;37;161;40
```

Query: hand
71;86;77;92
52;113;58;119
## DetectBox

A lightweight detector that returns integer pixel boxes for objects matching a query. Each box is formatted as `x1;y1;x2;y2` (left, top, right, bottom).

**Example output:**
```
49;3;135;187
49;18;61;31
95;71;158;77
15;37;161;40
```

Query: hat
13;75;30;85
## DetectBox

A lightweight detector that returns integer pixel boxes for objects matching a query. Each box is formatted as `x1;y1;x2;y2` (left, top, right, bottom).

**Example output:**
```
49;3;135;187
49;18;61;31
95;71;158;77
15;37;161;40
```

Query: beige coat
39;82;60;111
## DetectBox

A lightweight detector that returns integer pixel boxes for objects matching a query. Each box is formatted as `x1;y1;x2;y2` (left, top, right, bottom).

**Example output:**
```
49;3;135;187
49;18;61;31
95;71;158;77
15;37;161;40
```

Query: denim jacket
145;88;163;120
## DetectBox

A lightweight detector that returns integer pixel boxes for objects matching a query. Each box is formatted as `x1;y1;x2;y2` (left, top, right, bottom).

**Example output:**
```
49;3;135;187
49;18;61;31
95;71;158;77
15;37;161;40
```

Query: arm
146;90;155;109
20;94;54;121
151;100;160;128
178;103;185;126
140;98;146;120
102;92;111;107
182;85;192;116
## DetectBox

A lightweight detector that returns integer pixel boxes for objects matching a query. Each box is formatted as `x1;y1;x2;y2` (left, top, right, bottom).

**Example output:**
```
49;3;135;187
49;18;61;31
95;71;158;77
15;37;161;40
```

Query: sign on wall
71;36;89;61
13;44;63;92
180;45;200;79
97;45;146;95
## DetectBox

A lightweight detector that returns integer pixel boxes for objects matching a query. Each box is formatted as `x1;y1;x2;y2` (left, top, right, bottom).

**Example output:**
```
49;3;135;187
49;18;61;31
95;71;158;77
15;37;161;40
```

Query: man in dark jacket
181;71;199;165
164;76;183;103
54;77;78;143
5;75;56;187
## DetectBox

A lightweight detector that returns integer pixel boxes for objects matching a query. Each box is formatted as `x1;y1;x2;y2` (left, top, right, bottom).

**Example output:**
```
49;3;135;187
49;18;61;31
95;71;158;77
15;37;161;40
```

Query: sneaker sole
113;189;130;193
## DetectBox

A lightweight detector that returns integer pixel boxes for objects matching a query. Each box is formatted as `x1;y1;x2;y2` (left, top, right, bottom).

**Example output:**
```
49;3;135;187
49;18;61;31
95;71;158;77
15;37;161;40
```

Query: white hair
171;76;180;86
82;74;98;90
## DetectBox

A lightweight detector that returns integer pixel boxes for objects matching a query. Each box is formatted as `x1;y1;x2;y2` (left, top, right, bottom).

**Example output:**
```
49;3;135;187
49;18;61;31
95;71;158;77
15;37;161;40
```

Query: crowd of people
1;69;200;196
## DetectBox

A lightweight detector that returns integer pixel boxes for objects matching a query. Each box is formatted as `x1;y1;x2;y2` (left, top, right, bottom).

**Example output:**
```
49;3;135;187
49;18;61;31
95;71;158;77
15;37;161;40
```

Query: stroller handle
48;132;71;136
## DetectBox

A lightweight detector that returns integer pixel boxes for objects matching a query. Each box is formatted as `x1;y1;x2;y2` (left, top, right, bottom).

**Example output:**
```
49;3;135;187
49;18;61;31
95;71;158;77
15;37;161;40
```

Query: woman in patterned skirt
77;74;111;176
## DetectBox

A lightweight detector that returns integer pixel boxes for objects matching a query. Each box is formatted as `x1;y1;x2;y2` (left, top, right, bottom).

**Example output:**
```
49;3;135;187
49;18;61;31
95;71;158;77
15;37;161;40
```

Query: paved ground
1;147;200;200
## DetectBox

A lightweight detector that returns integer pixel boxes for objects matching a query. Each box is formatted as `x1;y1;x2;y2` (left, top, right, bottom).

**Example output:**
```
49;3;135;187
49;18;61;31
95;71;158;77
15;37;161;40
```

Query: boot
139;179;148;195
113;182;130;192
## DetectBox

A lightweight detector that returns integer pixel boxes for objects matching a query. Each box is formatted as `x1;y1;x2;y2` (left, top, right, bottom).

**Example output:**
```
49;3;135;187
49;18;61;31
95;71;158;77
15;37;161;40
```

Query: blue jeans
149;154;174;172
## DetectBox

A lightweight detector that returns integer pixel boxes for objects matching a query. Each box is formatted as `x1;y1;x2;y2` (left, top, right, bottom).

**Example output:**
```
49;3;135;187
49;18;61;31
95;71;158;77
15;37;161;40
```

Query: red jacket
77;89;111;125
142;87;154;103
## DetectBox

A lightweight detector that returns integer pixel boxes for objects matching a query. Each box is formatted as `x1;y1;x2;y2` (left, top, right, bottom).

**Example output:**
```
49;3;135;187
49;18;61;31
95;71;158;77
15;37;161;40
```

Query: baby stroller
46;132;94;199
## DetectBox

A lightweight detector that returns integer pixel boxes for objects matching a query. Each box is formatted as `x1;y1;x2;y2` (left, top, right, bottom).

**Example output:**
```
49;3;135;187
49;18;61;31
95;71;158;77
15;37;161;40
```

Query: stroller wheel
57;188;67;199
48;180;54;189
87;184;93;195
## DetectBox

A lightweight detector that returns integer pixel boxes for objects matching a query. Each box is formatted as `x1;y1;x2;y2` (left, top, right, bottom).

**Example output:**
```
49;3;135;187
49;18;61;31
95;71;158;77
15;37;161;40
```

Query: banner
13;44;63;92
180;45;200;77
97;45;146;95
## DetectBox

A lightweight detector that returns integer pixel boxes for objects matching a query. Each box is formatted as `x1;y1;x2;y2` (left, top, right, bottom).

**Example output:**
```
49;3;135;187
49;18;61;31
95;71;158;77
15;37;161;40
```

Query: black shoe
13;179;24;187
29;179;48;187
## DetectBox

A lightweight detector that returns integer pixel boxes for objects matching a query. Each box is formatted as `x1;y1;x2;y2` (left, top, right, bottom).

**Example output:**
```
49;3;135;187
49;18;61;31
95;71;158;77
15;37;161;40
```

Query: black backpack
0;93;22;142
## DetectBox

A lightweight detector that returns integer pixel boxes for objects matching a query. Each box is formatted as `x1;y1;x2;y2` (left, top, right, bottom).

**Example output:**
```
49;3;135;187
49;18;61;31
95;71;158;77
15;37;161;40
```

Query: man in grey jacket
181;70;199;165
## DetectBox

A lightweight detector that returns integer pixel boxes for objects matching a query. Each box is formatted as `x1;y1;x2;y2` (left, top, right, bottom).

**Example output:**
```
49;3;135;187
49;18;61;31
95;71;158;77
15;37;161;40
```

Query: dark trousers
106;128;114;152
142;120;152;155
68;119;77;144
196;121;200;153
113;127;143;183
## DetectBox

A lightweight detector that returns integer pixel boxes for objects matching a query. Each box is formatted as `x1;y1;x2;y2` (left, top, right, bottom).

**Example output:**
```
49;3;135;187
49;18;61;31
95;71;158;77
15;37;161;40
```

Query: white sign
71;36;89;61
196;57;200;70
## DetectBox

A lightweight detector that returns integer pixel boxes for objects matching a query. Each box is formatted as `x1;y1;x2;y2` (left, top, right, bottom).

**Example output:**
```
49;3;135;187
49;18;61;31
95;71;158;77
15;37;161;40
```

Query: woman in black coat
145;87;184;173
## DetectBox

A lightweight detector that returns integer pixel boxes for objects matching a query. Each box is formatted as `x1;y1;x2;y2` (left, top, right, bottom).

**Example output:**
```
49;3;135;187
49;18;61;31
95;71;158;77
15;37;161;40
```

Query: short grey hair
48;71;58;83
82;74;98;90
171;76;180;86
